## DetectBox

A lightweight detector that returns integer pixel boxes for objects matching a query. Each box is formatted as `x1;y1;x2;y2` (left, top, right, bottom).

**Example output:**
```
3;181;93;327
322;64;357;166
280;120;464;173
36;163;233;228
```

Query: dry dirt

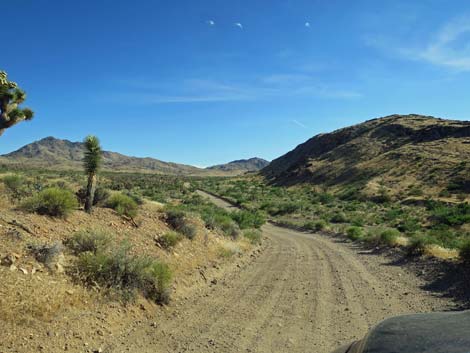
102;192;457;353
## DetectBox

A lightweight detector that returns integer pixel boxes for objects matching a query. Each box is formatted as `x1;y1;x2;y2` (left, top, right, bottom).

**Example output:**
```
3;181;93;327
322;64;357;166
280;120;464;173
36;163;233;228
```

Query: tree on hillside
83;135;102;213
0;71;34;136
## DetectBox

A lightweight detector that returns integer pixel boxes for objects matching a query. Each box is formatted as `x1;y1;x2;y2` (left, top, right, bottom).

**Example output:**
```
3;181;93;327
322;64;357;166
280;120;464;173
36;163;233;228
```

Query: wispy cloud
108;75;362;105
368;15;470;71
234;22;243;29
291;119;307;128
419;15;470;70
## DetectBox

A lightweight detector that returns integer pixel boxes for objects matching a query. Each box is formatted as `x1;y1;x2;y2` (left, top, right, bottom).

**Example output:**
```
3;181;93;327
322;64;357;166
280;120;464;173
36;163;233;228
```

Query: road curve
109;191;452;353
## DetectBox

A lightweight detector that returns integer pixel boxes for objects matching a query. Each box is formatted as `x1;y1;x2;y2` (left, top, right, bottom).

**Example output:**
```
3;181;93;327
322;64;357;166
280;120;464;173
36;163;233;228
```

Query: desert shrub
107;193;138;219
28;242;63;268
350;215;365;227
243;229;262;245
427;228;461;249
408;185;424;196
459;239;470;263
76;187;110;206
65;230;111;255
430;203;470;226
397;217;421;234
166;209;187;229
330;212;347;223
165;209;197;239
156;231;182;249
407;234;437;257
220;219;241;239
217;243;241;258
379;229;400;246
199;208;240;238
346;226;364;241
179;223;197;239
374;186;392;203
2;174;26;199
304;220;327;232
22;187;78;217
123;190;144;205
75;241;172;304
231;210;266;229
318;192;334;204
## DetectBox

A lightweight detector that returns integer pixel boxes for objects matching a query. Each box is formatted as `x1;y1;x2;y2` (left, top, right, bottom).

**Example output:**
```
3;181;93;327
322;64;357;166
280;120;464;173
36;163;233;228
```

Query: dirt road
108;191;454;353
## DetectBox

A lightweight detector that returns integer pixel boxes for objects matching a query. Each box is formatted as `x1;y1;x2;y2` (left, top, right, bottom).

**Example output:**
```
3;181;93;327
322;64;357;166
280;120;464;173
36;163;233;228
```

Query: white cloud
419;16;470;70
109;76;361;105
207;20;215;26
368;15;470;71
305;22;311;28
291;120;307;128
234;22;243;29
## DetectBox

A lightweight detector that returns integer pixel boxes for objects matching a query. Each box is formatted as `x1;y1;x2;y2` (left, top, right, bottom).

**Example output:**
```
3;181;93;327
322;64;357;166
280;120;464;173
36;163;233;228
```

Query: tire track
110;193;454;353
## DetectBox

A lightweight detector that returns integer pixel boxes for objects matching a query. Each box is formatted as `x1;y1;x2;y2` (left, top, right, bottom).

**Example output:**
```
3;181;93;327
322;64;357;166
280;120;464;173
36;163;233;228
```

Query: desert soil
104;191;456;353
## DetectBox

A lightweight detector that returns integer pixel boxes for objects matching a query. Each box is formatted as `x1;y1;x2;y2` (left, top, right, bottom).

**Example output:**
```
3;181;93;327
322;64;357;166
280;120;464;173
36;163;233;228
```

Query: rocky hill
261;114;470;199
207;158;270;173
0;137;209;175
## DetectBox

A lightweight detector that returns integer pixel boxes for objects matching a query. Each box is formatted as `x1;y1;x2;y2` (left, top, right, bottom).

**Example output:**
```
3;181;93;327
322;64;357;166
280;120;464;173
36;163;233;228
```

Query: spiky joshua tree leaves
0;71;34;136
83;135;103;213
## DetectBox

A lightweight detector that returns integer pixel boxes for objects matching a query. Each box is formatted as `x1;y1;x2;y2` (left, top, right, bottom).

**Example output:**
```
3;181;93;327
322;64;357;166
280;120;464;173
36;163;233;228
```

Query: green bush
107;193;138;219
76;187;110;206
231;210;266;229
2;174;26;199
75;241;172;304
220;219;240;239
65;229;112;255
200;208;240;238
330;212;347;223
156;231;182;249
123;190;144;205
243;230;262;245
407;234;436;257
166;209;197;239
22;187;78;217
459;239;470;263
431;203;470;226
346;226;364;241
304;220;327;232
379;228;400;246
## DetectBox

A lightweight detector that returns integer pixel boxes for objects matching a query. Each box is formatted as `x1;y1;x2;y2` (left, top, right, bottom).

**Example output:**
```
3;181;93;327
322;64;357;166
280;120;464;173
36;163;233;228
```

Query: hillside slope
207;158;270;173
0;137;210;175
262;114;470;198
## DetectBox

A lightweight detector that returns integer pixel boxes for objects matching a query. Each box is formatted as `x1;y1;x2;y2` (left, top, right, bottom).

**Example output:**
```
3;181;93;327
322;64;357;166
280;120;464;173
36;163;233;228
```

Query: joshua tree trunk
84;173;96;213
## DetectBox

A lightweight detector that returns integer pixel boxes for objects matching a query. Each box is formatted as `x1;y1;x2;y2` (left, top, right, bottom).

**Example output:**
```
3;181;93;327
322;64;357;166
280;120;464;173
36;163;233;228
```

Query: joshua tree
0;71;34;136
83;135;102;213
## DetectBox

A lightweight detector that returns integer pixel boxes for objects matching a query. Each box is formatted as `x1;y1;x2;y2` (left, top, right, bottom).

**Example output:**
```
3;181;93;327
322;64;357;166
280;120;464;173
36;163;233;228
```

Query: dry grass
393;236;410;247
0;267;91;325
424;244;459;260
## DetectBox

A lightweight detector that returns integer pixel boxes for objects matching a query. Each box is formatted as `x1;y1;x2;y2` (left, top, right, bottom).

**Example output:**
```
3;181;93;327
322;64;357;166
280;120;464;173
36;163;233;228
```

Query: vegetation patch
243;229;262;245
107;193;138;219
156;231;183;249
68;234;172;304
21;187;78;217
346;226;364;241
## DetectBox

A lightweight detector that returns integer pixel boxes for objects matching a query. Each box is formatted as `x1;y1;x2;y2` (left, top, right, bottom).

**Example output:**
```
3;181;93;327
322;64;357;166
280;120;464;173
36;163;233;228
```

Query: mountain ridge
207;157;270;172
261;114;470;198
0;137;211;175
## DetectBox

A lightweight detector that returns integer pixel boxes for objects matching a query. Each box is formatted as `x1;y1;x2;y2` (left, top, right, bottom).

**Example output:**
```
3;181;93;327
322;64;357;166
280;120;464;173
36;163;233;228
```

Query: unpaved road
108;191;454;353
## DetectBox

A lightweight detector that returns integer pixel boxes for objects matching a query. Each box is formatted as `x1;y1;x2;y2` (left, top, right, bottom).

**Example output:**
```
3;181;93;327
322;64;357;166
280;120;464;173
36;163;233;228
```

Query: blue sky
2;0;470;166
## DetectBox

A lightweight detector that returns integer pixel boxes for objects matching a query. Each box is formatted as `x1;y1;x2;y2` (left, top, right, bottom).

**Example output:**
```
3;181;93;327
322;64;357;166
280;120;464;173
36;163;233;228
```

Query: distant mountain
207;158;270;173
0;137;209;175
262;114;470;198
